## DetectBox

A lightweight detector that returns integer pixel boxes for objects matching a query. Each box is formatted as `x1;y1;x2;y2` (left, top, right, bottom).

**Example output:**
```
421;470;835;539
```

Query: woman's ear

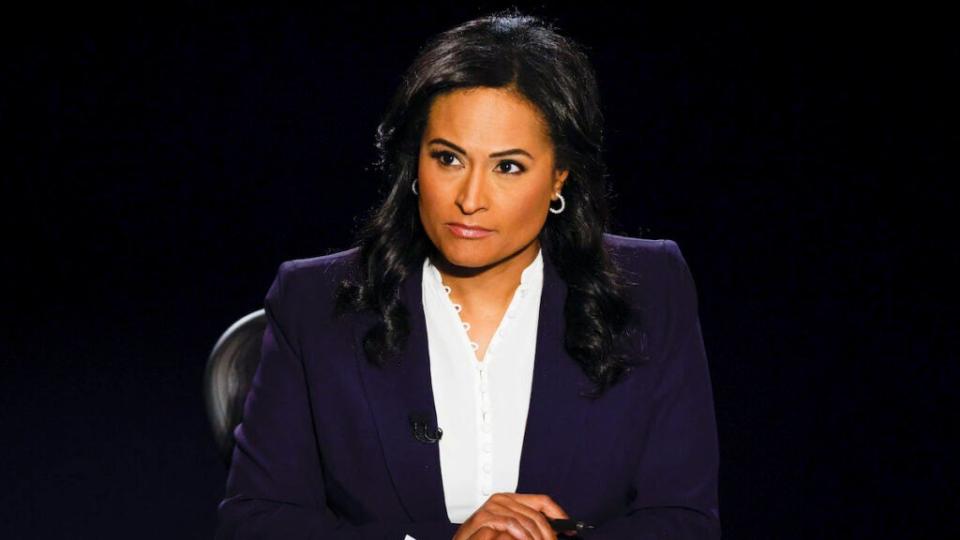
553;168;570;195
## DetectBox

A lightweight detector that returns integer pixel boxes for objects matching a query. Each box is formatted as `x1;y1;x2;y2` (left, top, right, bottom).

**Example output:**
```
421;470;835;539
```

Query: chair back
204;309;266;466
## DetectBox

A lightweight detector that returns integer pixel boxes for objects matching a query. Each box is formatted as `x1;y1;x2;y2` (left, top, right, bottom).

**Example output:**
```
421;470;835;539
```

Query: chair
204;309;266;466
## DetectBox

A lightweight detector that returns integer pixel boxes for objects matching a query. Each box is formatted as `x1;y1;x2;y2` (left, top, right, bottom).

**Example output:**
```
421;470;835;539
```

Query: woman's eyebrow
427;137;534;159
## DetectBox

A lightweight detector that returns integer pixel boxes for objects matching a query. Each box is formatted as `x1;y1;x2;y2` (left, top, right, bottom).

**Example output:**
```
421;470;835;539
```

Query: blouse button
482;462;492;473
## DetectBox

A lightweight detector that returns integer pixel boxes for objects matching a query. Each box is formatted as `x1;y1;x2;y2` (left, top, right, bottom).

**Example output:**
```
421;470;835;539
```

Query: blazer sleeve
586;240;721;539
216;261;459;540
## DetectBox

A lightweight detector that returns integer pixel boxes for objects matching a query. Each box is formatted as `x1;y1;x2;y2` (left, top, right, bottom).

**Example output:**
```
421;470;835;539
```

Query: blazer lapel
515;247;594;497
353;246;593;522
353;257;449;522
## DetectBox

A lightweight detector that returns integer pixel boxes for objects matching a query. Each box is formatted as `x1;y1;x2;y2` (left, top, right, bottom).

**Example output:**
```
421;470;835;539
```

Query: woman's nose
456;167;488;213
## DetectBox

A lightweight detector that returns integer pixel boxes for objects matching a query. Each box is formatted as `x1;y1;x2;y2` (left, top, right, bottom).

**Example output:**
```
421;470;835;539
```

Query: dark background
3;2;955;538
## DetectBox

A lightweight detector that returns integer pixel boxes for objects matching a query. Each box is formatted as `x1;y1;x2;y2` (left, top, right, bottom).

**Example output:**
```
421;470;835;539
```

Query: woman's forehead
423;88;551;150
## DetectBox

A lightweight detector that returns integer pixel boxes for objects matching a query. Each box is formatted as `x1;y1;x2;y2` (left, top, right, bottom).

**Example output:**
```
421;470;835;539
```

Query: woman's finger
470;507;536;540
458;515;516;540
509;493;570;520
487;494;557;540
466;526;503;540
458;491;573;540
482;496;543;540
494;492;574;539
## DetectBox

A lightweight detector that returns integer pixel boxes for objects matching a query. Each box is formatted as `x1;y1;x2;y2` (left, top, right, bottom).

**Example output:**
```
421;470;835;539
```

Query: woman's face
417;87;568;271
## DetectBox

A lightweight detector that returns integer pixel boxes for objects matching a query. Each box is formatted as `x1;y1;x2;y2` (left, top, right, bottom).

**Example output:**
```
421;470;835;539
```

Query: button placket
478;362;493;497
429;254;542;505
428;252;540;510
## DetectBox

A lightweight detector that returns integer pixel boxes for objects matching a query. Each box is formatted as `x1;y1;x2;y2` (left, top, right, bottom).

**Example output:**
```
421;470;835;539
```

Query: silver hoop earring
549;192;565;214
411;178;418;195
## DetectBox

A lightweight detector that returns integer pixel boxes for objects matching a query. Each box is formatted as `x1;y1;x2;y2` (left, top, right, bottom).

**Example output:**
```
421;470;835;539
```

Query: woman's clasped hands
452;493;578;540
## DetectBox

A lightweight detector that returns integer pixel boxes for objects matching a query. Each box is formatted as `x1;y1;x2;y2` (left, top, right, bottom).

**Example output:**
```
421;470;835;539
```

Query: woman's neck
430;238;540;308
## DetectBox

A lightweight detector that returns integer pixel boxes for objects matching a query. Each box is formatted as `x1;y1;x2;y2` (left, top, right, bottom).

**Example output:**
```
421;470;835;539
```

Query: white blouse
421;247;544;524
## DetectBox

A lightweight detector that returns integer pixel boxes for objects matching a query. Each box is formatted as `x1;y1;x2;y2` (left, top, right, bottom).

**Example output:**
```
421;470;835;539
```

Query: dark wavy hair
334;7;645;399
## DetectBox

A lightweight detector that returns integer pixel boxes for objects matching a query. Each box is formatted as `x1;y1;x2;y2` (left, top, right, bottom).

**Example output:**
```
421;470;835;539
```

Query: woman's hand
453;493;576;540
464;529;518;540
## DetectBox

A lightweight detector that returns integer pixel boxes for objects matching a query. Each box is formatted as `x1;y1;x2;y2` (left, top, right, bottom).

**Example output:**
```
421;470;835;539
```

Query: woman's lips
446;223;494;239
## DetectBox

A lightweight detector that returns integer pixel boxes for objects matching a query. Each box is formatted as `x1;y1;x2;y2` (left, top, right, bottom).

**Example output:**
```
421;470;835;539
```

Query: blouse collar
424;246;544;292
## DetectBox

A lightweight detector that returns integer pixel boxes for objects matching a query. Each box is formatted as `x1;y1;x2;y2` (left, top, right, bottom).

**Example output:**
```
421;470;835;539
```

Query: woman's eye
431;150;460;167
430;150;526;174
429;150;525;175
497;161;525;175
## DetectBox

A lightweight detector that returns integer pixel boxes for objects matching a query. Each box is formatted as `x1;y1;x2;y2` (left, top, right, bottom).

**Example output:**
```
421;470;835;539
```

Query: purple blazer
216;233;721;539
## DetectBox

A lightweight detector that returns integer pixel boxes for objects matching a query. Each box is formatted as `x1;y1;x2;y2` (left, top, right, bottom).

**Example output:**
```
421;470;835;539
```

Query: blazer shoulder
602;232;688;280
603;233;702;354
602;232;666;257
276;245;360;279
268;245;362;307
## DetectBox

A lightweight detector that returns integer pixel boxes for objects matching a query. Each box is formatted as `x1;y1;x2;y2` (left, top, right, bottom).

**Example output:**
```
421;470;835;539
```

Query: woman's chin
436;245;499;271
443;253;488;269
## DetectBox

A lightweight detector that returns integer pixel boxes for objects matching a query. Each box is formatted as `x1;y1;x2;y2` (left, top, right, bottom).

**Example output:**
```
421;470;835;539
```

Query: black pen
547;517;595;533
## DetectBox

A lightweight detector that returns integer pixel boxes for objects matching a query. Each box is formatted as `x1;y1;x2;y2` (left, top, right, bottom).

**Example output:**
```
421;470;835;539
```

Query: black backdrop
3;3;954;538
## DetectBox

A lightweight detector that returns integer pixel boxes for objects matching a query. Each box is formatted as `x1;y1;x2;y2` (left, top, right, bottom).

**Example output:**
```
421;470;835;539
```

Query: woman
216;8;720;540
